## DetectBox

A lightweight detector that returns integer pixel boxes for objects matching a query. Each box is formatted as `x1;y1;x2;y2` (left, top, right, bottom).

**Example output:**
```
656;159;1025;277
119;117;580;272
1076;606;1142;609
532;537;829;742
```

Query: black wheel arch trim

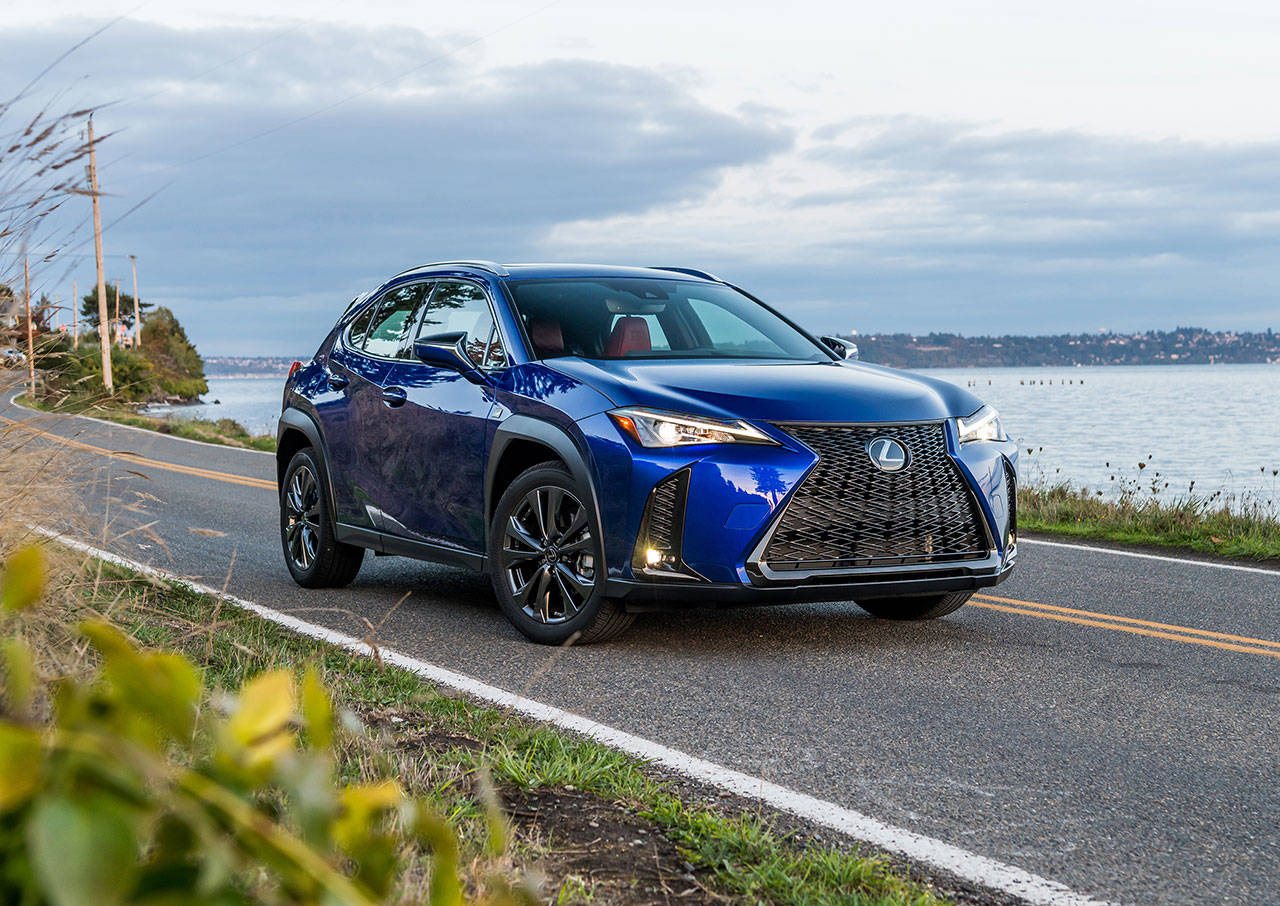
486;415;603;558
277;407;340;516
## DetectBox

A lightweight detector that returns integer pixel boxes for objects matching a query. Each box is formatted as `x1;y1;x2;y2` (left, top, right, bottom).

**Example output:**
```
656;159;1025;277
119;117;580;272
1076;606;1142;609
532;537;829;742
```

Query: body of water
151;364;1280;507
917;364;1280;507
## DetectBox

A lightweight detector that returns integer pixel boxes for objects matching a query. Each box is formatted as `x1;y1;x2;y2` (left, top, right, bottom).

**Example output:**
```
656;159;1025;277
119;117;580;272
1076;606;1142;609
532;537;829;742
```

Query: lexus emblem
866;436;909;473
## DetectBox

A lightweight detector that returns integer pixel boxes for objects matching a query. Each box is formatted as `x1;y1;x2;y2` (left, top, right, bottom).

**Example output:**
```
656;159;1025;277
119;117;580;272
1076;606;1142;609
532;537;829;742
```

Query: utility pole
87;116;112;392
24;258;35;394
129;254;141;346
72;279;78;348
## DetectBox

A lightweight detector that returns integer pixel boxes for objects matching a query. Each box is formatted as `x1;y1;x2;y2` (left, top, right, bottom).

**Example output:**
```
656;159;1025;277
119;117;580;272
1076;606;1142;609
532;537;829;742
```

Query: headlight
608;407;777;448
957;405;1006;443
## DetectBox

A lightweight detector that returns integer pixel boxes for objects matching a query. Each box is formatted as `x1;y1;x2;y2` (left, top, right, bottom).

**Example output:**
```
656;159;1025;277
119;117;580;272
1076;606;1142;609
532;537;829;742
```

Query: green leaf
27;794;139;906
225;670;295;770
2;638;35;712
1;546;45;612
106;650;201;742
0;724;42;812
300;666;333;751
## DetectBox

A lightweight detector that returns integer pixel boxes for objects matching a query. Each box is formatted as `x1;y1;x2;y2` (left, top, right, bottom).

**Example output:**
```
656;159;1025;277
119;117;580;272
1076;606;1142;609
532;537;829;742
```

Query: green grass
1019;484;1280;563
103;567;948;906
17;392;277;451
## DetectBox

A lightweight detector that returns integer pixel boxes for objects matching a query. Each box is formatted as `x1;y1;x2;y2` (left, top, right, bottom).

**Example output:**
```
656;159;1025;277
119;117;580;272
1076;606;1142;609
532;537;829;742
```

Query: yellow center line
0;413;276;491
976;592;1280;650
972;597;1280;660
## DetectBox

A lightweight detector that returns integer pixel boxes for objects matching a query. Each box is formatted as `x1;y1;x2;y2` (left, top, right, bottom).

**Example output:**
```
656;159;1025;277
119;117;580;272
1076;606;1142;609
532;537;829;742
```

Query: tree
80;284;152;335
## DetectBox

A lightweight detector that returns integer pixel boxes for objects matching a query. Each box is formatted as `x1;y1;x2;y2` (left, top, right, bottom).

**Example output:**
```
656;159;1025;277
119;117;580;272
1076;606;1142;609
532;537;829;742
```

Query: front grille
763;423;989;571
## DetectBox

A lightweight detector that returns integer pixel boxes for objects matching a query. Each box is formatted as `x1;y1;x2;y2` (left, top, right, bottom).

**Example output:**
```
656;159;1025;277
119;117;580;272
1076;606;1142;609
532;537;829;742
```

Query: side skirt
334;523;487;572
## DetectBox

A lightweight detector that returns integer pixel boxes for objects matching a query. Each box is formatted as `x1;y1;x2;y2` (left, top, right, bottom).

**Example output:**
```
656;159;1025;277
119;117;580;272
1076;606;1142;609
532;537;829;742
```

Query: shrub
0;547;529;906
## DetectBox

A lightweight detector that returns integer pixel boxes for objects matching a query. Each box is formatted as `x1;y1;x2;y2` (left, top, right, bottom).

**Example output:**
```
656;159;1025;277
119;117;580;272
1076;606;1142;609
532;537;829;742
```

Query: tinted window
364;283;433;358
347;301;377;348
417;281;498;368
507;278;827;361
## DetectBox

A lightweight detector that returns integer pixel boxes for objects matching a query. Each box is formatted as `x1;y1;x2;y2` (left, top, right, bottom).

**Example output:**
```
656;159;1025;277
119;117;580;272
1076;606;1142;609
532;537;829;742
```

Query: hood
546;357;984;424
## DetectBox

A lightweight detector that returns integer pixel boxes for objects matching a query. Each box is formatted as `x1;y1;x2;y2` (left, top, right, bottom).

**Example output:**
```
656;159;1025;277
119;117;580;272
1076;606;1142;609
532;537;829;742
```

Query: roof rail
395;259;510;278
649;266;722;282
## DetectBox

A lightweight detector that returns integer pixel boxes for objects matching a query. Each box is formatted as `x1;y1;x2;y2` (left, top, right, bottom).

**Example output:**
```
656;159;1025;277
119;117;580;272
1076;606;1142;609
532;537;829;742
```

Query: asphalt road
4;388;1278;906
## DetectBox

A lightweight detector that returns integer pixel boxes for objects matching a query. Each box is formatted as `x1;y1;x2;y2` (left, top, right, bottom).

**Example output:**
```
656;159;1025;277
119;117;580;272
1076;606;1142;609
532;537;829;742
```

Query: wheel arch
486;416;601;542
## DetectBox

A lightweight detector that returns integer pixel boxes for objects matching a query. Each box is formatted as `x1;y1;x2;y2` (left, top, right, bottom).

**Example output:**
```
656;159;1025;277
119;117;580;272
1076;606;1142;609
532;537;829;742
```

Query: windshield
506;278;829;361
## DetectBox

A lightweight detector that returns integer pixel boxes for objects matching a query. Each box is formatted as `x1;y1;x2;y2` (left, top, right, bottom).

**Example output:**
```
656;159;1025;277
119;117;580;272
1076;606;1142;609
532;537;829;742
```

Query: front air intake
631;469;701;580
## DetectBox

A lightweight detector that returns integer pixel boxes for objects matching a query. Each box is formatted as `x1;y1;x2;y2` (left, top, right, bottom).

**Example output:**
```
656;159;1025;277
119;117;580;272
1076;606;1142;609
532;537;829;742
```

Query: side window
418;281;498;368
363;283;432;358
483;329;507;368
346;301;377;348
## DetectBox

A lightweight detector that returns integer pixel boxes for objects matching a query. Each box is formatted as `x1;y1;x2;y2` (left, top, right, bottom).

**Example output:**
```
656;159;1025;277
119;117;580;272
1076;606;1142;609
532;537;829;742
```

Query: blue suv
278;262;1017;643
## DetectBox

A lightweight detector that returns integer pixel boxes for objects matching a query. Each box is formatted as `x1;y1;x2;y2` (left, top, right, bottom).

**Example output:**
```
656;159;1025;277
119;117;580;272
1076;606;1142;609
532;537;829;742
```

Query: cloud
6;20;1279;350
545;116;1280;335
4;19;791;354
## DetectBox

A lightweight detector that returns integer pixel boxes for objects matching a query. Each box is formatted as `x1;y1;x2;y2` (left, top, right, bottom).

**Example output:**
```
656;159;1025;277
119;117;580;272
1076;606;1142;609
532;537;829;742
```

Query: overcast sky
5;1;1280;355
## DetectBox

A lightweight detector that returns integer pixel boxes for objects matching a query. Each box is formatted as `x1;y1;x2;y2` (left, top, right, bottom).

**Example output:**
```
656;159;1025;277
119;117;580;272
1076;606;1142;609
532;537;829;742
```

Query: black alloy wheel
489;464;633;644
280;448;364;588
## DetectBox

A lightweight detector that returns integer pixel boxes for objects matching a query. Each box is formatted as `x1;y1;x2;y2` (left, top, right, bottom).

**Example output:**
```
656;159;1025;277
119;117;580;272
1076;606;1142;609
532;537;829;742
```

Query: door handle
326;369;349;390
381;386;407;408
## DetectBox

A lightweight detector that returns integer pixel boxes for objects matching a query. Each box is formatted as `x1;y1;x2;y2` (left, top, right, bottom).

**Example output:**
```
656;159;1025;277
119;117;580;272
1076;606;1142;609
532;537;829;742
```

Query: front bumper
607;546;1016;608
579;412;1019;601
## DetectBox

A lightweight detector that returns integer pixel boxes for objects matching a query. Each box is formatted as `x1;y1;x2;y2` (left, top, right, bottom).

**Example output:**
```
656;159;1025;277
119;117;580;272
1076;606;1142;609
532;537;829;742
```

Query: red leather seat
605;316;652;357
528;318;564;356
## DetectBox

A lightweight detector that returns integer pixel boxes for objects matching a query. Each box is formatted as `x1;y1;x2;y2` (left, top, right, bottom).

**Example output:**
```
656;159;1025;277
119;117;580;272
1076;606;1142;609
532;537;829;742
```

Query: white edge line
1021;537;1280;577
31;526;1115;906
4;390;275;457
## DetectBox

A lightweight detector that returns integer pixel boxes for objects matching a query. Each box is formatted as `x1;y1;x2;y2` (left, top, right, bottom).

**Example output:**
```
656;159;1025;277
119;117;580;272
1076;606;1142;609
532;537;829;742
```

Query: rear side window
418;281;499;368
362;283;433;358
347;302;377;348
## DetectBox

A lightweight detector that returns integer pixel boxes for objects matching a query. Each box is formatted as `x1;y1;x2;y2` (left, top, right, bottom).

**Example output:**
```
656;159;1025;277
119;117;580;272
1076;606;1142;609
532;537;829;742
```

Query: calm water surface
152;364;1280;506
917;364;1280;507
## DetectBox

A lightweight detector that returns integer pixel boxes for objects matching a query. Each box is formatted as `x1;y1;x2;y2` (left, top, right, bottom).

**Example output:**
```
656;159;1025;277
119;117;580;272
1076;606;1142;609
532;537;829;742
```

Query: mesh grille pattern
647;473;682;549
764;423;989;570
1004;460;1017;542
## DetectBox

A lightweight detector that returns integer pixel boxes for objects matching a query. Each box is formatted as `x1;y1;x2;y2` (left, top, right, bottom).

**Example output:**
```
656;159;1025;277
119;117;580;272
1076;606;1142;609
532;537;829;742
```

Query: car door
336;281;435;531
315;297;394;530
371;279;504;551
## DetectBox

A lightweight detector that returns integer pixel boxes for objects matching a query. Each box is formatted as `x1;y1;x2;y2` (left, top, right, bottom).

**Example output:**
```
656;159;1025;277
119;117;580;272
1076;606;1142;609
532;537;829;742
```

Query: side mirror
413;332;487;383
821;335;859;360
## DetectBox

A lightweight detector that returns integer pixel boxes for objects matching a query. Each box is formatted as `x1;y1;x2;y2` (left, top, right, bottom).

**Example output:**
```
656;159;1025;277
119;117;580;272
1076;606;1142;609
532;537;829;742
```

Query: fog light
645;548;665;566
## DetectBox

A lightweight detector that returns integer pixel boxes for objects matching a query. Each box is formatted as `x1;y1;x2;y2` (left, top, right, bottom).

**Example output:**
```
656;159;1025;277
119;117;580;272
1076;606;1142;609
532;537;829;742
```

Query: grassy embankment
1017;484;1280;563
17;390;276;451
0;418;950;905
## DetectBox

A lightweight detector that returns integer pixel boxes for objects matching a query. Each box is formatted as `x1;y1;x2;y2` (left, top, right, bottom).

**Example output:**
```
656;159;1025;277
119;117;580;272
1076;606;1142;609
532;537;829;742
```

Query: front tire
488;464;634;644
857;591;972;620
280;448;364;588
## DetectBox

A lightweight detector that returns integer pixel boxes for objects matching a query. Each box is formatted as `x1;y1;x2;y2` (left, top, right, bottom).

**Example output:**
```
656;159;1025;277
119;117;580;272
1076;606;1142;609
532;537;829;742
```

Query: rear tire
857;591;972;620
488;463;634;645
280;448;364;588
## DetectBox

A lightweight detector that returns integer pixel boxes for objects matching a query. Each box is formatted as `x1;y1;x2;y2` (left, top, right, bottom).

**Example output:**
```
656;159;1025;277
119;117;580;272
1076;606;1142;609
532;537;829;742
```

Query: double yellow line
6;408;1279;661
0;413;276;491
972;593;1280;660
